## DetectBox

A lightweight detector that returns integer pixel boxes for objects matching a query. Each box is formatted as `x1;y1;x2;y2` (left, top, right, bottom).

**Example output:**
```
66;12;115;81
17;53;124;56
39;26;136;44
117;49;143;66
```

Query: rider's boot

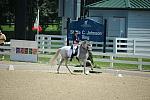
70;53;73;61
70;45;74;61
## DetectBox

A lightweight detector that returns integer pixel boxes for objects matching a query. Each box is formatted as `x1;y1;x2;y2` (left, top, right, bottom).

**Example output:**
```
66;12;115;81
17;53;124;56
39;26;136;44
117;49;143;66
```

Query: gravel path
0;70;150;100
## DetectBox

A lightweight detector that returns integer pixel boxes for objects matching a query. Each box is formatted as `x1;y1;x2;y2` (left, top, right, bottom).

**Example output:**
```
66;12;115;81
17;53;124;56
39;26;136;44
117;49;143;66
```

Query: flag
32;17;42;32
32;9;42;32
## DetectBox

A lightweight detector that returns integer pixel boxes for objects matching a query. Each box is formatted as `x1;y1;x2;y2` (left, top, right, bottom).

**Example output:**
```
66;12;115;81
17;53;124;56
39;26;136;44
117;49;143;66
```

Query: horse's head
80;40;92;51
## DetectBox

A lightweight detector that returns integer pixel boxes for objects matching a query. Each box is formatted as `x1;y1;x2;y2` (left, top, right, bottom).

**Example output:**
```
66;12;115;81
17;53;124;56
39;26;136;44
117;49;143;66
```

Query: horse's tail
50;48;61;64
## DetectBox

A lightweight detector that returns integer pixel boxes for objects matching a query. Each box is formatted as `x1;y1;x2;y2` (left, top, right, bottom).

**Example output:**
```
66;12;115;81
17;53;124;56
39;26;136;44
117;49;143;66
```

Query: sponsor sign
10;40;38;62
68;19;104;42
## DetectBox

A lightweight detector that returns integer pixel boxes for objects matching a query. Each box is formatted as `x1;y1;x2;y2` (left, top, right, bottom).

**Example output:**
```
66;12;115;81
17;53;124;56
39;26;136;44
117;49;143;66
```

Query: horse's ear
85;40;88;44
82;40;86;44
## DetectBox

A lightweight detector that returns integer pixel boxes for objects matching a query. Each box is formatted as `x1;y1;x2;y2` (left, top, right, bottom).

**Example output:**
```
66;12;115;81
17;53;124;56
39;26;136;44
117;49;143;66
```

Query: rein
80;43;89;51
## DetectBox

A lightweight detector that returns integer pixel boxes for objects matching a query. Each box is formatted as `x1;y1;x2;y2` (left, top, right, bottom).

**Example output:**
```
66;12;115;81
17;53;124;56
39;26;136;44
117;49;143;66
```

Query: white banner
10;40;38;62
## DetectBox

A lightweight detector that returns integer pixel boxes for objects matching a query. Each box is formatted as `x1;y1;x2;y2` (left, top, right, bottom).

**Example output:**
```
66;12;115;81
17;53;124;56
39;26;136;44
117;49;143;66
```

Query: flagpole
37;8;39;43
36;0;39;52
36;0;39;60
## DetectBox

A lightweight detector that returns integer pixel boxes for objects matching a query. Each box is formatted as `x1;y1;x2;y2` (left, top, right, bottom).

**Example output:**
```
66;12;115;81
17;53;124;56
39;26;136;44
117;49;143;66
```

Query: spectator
0;30;6;60
0;30;6;51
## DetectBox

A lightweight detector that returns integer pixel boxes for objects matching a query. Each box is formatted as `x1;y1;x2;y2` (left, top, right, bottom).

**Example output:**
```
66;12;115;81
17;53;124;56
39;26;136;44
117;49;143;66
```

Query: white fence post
42;36;45;54
113;38;117;54
110;56;114;68
133;40;136;55
49;36;51;50
138;58;142;71
36;35;67;53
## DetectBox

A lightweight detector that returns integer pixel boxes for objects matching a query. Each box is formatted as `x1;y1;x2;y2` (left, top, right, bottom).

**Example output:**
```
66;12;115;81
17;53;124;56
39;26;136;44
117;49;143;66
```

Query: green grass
94;61;109;68
38;56;50;63
1;24;60;32
143;58;150;62
114;63;138;70
143;65;150;70
0;55;10;60
51;42;63;45
1;25;14;31
93;61;139;70
114;57;137;61
44;24;59;31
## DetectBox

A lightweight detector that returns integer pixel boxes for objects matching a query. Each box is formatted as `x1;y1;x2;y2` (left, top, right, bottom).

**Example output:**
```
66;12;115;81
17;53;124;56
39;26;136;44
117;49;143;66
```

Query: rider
70;30;80;61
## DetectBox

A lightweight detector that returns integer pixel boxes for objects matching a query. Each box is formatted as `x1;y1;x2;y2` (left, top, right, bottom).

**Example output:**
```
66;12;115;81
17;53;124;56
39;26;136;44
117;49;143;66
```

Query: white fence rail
1;36;150;56
92;52;150;71
113;38;150;56
35;35;66;53
34;35;150;70
91;37;114;52
2;35;150;55
0;42;11;55
90;37;150;56
0;35;150;70
35;35;115;53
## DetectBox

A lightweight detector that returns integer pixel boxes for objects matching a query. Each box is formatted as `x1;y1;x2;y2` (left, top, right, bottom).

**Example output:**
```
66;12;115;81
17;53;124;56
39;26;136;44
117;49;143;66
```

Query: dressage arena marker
118;74;123;77
115;70;123;77
85;70;89;74
8;65;14;71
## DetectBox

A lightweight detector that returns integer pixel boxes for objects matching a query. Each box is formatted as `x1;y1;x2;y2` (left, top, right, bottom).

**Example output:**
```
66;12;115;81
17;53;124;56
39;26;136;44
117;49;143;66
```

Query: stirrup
70;54;74;61
70;58;72;61
71;45;73;49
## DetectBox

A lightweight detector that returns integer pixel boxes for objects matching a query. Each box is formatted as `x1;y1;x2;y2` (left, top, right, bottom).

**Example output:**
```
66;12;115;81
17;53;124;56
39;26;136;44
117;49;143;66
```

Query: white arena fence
0;35;150;70
0;42;11;55
35;35;66;53
35;35;150;56
92;52;150;71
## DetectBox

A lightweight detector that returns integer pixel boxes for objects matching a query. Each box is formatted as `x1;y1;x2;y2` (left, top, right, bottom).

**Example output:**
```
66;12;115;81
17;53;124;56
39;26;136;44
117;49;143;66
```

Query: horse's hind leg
87;60;94;70
76;57;80;62
65;58;73;74
57;58;64;74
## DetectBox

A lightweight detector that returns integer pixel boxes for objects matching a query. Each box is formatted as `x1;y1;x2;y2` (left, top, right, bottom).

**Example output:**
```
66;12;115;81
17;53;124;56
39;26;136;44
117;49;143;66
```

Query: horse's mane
80;40;90;50
78;41;91;60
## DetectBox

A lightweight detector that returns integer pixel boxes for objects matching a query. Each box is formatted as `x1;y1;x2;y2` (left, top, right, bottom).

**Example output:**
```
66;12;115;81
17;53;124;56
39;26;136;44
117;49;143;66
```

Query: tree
0;0;99;40
15;0;58;40
31;0;58;32
0;0;16;24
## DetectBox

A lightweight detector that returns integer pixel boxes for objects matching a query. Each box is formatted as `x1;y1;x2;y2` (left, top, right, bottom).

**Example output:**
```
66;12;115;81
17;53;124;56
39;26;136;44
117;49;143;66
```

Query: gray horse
50;41;93;74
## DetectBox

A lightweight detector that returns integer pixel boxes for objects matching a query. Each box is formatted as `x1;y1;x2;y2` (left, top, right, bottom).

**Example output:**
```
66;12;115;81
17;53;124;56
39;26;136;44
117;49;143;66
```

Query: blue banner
68;19;104;42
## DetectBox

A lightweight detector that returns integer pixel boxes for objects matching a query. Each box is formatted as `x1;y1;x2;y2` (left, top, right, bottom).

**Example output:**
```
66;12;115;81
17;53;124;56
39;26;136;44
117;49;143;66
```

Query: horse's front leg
65;58;73;74
83;59;87;75
57;58;64;74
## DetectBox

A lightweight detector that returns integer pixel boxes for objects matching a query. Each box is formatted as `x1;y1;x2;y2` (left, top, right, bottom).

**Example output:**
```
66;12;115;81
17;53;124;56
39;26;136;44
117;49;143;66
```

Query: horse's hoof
57;71;59;74
84;73;88;75
71;73;75;75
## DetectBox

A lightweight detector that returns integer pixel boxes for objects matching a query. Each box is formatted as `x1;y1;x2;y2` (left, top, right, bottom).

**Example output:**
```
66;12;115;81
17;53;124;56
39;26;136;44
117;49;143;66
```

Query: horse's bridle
80;42;91;51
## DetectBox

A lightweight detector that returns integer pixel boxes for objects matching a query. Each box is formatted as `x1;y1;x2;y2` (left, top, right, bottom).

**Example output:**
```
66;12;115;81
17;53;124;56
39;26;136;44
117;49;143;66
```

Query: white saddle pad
60;45;78;58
